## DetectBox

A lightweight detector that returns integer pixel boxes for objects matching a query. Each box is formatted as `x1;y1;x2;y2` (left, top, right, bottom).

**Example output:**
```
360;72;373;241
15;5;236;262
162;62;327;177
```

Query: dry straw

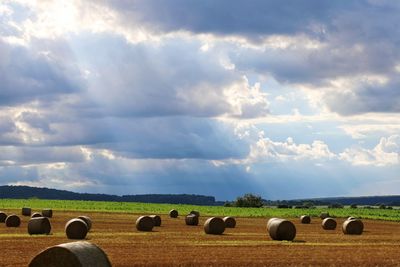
28;217;52;235
322;218;337;230
300;215;311;224
169;209;178;218
5;214;21;227
267;218;296;241
149;215;161;226
42;209;53;218
65;218;88;239
22;207;32;216
0;211;7;223
29;241;112;267
342;218;364;235
204;217;225;235
185;214;199;226
77;216;92;231
136;216;154;231
223;216;236;228
31;212;42;218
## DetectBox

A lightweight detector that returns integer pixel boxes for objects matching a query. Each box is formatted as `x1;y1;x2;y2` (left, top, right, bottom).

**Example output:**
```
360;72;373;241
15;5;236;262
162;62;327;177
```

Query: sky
0;0;399;200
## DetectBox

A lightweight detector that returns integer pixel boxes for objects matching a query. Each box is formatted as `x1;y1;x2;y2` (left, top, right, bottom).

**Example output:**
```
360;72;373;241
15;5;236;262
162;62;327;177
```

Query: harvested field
0;209;400;266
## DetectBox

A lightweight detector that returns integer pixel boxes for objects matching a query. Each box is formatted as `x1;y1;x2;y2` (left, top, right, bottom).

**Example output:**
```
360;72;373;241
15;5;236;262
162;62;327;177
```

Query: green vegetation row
1;199;400;221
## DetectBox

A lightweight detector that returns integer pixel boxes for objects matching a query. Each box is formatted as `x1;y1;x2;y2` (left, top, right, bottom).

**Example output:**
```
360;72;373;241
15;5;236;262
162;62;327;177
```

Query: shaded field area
1;210;400;266
1;199;400;220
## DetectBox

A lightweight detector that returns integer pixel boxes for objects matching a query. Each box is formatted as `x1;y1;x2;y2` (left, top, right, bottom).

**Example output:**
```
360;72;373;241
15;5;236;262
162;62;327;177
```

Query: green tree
234;193;263;208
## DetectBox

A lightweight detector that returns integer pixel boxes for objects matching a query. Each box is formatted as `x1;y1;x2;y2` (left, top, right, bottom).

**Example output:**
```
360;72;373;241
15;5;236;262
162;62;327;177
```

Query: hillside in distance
0;185;219;206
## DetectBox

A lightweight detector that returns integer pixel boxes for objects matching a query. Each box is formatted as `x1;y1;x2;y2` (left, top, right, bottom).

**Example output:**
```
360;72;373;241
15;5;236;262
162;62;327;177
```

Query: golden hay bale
319;212;330;220
135;216;154;231
22;207;32;216
5;214;21;227
267;218;280;232
322;218;337;230
0;211;7;223
300;215;311;224
149;215;161;226
204;217;225;235
77;216;92;231
185;214;199;226
169;209;178;218
267;218;296;241
31;212;42;218
190;211;200;217
223;216;236;228
29;241;112;267
342;219;364;235
28;217;52;235
42;209;53;218
65;219;88;240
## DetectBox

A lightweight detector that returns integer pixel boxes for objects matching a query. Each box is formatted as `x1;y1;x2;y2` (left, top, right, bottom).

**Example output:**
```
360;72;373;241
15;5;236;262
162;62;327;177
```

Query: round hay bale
322;217;337;230
135;216;154;232
5;214;21;227
267;218;280;232
65;219;88;239
149;215;161;226
77;216;92;231
29;241;112;267
342;219;364;235
347;216;356;221
42;209;53;218
28;217;52;235
31;212;42;218
267;218;296;241
300;215;311;224
204;217;225;235
0;211;7;223
169;209;178;218
185;214;199;226
190;211;200;217
223;216;236;228
22;207;32;216
319;212;330;220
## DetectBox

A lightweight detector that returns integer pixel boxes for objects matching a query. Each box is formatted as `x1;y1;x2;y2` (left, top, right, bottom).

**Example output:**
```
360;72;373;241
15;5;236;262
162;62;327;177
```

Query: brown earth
0;209;400;266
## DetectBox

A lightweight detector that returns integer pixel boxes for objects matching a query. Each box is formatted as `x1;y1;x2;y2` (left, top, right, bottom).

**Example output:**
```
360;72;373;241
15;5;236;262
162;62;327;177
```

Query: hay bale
0;211;7;223
300;215;311;224
322;218;337;230
204;217;225;235
28;217;52;235
31;212;42;218
190;211;200;217
65;219;88;239
347;216;356;220
77;216;92;231
22;207;32;216
223;216;236;228
169;209;178;218
29;241;112;267
185;214;199;226
135;216;154;231
42;209;53;218
267;218;296;241
5;214;21;227
342;219;364;235
319;212;330;220
267;218;280;232
150;215;161;226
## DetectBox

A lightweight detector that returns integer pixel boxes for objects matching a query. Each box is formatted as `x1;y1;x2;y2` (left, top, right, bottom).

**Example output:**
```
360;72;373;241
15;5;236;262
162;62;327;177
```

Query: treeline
0;185;219;206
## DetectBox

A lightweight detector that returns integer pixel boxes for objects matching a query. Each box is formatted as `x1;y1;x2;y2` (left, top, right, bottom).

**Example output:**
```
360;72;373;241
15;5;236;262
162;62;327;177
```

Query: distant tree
350;204;358;209
233;193;263;208
328;203;344;208
224;201;233;207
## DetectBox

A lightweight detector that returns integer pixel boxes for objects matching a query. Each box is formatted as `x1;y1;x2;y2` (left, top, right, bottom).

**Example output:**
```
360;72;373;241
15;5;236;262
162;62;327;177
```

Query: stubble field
1;209;400;266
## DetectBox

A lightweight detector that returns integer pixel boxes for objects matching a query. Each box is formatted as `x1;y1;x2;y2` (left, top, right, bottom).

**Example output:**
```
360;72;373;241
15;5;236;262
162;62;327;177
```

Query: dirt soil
0;209;400;266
